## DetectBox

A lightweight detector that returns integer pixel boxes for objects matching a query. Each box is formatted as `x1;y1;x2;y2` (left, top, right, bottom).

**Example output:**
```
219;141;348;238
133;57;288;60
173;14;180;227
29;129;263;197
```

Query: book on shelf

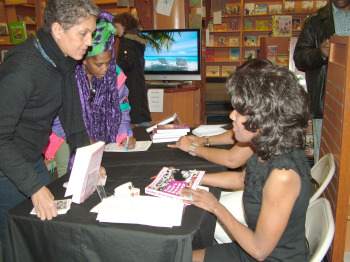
9;21;27;44
302;1;314;12
255;4;267;15
267;45;278;56
271;15;292;37
285;1;295;13
316;0;327;9
145;167;205;201
214;23;227;32
65;141;105;204
207;20;214;31
243;18;255;31
208;34;214;46
243;36;257;46
230;48;240;62
244;3;255;15
206;66;220;76
255;19;269;31
206;50;215;61
228;19;239;31
292;18;302;30
146;113;180;133
0;23;9;36
244;50;256;61
221;66;236;76
269;4;282;14
228;37;239;46
223;4;240;15
217;36;226;46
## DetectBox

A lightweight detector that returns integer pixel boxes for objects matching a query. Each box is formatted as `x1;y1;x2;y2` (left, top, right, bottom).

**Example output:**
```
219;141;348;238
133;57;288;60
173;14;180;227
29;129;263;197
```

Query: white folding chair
306;198;335;262
310;153;335;203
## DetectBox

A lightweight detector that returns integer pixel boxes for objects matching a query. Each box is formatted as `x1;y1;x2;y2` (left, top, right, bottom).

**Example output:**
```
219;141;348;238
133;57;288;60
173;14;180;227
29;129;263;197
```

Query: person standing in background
0;0;99;259
114;12;152;127
294;0;350;163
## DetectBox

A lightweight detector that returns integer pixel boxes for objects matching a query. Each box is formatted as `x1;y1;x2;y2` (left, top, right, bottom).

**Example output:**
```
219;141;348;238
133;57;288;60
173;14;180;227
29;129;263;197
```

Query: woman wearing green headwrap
48;10;136;177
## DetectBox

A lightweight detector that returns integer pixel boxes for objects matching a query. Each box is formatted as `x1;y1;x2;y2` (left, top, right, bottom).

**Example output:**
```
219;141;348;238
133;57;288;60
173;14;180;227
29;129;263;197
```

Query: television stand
146;81;189;88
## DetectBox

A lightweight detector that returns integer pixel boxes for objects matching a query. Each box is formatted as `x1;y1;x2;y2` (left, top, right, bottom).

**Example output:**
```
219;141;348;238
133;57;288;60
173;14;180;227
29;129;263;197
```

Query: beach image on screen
144;31;199;72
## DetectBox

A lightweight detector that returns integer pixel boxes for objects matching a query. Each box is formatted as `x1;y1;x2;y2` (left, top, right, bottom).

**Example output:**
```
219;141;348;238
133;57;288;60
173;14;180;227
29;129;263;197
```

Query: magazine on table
145;167;205;201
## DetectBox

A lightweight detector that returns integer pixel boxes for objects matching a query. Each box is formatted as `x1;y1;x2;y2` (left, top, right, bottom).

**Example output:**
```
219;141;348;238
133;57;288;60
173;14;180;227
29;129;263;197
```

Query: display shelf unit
205;0;328;79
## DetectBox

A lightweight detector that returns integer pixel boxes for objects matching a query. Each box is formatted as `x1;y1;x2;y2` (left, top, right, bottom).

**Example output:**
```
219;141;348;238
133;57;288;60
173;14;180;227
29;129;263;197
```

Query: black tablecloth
5;127;227;262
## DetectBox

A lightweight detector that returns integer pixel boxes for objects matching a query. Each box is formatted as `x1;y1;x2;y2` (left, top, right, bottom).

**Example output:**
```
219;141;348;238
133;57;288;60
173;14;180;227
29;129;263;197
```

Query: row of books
206;48;257;63
207;36;260;48
150;123;190;143
206;65;236;77
0;21;27;44
244;0;327;15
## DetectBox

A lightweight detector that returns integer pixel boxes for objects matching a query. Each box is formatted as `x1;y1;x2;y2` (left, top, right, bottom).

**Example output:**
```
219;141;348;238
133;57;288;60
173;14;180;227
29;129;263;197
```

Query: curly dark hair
113;12;139;31
226;65;311;160
42;0;99;33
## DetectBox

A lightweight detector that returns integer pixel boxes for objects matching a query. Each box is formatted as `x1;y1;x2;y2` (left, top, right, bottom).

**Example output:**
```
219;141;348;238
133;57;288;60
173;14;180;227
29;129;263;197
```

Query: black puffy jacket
293;3;335;119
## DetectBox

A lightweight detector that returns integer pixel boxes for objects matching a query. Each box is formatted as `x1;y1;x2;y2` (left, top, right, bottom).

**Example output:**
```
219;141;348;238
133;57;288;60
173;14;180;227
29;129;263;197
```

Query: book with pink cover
145;167;205;201
65;141;105;204
155;123;190;133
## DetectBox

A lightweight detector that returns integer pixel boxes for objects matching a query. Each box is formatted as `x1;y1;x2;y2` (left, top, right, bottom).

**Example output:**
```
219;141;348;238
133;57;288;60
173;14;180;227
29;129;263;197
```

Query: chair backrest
306;198;335;262
158;58;169;64
309;153;335;203
176;58;188;66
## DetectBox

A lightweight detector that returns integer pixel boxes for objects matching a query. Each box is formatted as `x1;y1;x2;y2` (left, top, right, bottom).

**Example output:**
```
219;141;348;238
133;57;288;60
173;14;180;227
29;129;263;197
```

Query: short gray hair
42;0;100;33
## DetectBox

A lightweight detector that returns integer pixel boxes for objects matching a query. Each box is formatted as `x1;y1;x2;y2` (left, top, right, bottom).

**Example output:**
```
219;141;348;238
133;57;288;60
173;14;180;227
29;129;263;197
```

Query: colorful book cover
269;4;282;14
206;66;220;76
207;20;214;31
206;50;215;61
285;1;295;13
316;0;327;9
292;18;301;30
217;36;226;46
0;23;9;36
228;19;239;30
145;167;205;201
244;50;256;60
223;4;240;15
189;13;202;29
214;23;227;31
243;18;254;31
244;3;255;15
302;1;314;12
9;21;27;44
271;15;292;37
255;19;269;31
228;37;239;46
267;45;278;56
221;66;236;76
243;36;257;46
255;4;267;15
230;48;240;61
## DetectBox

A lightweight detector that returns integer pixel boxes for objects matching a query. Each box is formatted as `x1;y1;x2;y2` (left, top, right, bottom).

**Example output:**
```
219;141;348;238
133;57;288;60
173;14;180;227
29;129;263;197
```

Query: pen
126;129;129;151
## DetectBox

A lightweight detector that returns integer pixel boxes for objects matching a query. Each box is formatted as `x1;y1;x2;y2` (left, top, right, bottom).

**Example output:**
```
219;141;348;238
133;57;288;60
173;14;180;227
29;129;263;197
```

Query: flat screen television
142;28;202;83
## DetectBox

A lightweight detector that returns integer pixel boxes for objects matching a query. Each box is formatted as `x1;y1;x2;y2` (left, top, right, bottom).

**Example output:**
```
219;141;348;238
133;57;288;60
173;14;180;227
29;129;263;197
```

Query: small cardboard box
0;35;11;44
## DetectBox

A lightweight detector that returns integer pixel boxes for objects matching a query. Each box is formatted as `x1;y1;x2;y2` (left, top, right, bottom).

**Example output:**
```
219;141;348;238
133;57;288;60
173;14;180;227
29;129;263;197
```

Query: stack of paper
91;195;184;227
150;123;190;143
104;141;152;152
192;124;229;137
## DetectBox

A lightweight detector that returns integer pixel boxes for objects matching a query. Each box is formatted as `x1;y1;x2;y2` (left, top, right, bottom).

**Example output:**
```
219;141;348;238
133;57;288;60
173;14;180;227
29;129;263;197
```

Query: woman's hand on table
167;135;196;152
31;186;57;221
181;187;220;214
122;136;136;150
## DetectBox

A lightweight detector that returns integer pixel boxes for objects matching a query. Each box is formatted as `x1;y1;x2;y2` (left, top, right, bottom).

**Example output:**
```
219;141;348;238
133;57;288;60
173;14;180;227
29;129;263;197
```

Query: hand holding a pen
122;130;136;151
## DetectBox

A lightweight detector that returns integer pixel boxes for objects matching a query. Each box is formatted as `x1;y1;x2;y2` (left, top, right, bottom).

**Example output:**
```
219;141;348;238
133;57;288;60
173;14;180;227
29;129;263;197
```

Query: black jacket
294;3;335;119
116;30;152;124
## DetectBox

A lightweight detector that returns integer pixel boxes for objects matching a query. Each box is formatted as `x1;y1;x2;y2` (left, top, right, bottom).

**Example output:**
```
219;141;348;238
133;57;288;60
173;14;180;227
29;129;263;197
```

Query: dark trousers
0;156;51;261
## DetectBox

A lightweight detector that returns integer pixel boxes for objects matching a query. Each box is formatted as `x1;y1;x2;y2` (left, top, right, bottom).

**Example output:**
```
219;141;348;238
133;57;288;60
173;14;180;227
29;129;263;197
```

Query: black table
5;128;227;262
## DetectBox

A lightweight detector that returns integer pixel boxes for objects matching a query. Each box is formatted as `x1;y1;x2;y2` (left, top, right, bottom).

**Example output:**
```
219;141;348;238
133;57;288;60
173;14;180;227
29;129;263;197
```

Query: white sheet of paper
104;141;152;152
156;0;174;16
93;195;184;227
213;11;222;24
147;89;164;112
192;124;228;137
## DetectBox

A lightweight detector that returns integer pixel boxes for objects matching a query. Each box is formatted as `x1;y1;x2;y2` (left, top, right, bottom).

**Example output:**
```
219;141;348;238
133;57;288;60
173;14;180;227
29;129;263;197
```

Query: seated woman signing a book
46;10;136;176
181;65;312;261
